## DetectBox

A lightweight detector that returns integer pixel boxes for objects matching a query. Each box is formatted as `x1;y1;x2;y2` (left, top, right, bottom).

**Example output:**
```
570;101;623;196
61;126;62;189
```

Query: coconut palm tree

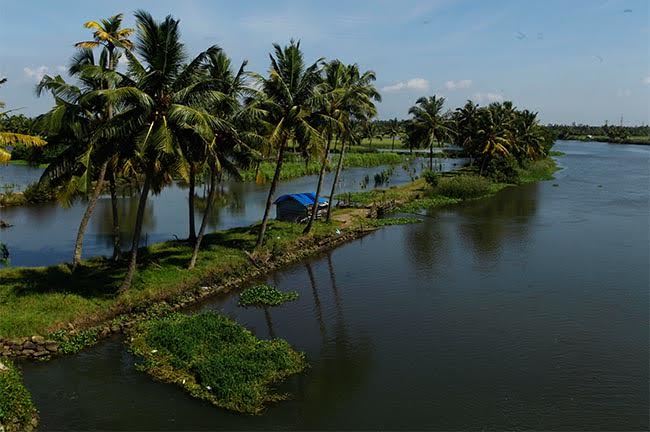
187;49;254;269
302;60;347;235
475;103;513;174
325;64;380;222
361;120;378;148
96;10;227;291
0;79;46;162
255;40;324;247
407;95;453;170
388;117;400;150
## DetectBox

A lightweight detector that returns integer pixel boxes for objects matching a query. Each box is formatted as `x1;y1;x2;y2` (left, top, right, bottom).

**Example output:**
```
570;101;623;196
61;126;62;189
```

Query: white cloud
473;92;504;103
55;65;66;72
445;79;472;90
616;89;631;97
643;76;650;85
23;66;49;81
382;78;429;93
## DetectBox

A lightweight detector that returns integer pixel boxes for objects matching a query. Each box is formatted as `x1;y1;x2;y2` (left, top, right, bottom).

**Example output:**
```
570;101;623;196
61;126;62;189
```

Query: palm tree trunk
188;166;217;269
325;137;346;222
391;136;395;151
118;173;151;293
72;160;108;270
304;135;332;234
188;165;197;243
256;138;287;248
109;169;121;260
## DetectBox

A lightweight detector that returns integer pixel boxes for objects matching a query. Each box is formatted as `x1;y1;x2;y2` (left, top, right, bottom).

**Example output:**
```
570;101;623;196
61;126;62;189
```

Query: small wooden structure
274;193;329;223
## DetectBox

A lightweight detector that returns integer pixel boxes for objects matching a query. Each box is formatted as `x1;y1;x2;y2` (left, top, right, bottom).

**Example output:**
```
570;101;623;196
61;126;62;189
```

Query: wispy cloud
616;89;631;97
643;76;650;85
23;66;49;81
445;79;472;90
383;78;429;93
473;92;504;103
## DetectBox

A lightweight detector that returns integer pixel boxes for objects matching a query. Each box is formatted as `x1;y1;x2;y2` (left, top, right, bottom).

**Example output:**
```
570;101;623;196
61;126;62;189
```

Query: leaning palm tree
0;79;46;162
408;95;453;170
388;117;400;151
324;63;380;222
255;40;324;247
187;49;253;269
97;11;226;291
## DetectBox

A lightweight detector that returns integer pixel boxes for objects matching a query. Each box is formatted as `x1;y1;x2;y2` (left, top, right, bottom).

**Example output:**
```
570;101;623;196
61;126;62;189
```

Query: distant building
274;193;329;223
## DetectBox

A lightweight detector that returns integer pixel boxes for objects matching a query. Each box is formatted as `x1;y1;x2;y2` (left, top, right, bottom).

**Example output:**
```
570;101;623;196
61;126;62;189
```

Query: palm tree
514;109;545;160
388;117;400;151
407;95;453;170
303;60;346;235
97;10;225;291
476;103;512;174
255;40;324;247
325;64;380;222
361;121;378;148
188;49;253;269
42;14;134;269
0;79;46;161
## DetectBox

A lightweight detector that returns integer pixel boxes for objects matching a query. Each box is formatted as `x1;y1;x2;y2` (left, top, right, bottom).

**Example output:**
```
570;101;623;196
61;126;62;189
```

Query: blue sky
0;0;648;124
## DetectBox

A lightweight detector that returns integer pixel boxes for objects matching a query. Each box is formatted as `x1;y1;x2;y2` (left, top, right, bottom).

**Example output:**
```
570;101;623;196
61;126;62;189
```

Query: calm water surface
1;157;451;267
18;141;650;430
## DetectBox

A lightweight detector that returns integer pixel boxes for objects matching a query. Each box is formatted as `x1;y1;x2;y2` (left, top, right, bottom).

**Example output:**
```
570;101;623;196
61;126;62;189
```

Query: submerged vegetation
0;359;38;432
238;284;299;307
129;312;307;414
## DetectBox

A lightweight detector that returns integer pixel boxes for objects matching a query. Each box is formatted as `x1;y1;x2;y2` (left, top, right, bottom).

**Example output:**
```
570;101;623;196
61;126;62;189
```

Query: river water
0;157;453;267
17;141;650;430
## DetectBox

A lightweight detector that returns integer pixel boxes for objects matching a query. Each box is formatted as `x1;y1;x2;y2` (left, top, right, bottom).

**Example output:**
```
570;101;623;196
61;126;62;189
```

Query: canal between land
15;141;650;430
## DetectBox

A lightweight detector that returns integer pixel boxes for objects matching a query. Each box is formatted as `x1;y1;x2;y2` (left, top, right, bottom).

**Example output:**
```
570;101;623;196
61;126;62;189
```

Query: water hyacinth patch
128;312;307;415
238;284;299;308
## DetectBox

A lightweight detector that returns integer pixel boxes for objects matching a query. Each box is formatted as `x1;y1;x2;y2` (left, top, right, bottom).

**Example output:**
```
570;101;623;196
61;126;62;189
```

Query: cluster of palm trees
33;11;380;291
404;96;553;173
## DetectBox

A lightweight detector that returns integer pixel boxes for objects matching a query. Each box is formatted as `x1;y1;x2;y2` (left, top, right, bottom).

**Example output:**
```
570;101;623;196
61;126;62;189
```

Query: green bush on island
434;175;492;200
129;312;307;415
422;170;440;187
0;359;38;432
238;284;299;307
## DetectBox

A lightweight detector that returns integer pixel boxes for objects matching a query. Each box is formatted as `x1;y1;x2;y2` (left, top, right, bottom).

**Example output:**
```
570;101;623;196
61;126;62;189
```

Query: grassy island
128;312;307;414
0;359;38;432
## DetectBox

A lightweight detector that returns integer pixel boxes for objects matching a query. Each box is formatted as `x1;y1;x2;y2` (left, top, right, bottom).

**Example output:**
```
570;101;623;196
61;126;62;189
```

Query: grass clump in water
435;175;492;199
0;359;38;432
129;312;307;415
238;284;298;307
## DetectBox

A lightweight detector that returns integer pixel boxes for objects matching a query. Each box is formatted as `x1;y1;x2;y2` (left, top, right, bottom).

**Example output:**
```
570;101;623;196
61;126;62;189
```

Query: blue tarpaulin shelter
274;193;329;222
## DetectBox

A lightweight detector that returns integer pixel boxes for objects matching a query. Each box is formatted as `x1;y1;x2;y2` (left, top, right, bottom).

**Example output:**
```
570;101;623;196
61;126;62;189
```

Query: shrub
485;156;520;184
436;175;492;199
23;182;55;203
0;359;38;432
422;170;440;187
129;312;307;414
238;284;299;307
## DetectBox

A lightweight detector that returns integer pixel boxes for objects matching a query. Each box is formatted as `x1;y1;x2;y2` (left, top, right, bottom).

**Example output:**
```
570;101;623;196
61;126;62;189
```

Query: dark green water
19;141;649;430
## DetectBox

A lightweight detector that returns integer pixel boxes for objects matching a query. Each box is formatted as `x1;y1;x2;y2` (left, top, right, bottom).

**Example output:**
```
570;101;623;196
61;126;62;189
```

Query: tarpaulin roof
274;193;328;207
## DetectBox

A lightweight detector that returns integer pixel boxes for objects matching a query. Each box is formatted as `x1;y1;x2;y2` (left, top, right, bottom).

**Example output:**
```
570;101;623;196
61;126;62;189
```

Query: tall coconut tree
187;49;253;269
255;40;324;248
97;11;227;292
52;14;134;268
475;103;513;174
302;60;346;235
407;95;453;170
325;64;380;222
388;117;400;151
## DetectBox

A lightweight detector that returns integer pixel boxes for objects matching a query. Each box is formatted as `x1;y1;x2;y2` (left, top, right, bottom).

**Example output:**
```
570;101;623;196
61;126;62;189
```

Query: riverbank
0;359;38;432
560;136;650;145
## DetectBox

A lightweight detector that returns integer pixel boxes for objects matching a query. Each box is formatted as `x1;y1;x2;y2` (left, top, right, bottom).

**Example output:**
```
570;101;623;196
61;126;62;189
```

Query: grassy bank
239;152;406;183
0;359;38;432
561;136;650;145
129;312;307;414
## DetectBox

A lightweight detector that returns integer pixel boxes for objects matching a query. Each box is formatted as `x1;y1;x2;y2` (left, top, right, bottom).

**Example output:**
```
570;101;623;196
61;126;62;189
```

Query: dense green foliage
434;175;492;200
238;284;299;307
544;123;649;144
0;359;37;431
129;312;307;414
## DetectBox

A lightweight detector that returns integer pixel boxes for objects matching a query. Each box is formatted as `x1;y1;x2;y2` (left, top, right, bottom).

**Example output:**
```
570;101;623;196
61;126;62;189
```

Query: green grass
0;220;339;340
129;312;307;415
0;359;38;432
435;175;492;199
5;160;49;168
240;152;406;183
238;284;298;307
